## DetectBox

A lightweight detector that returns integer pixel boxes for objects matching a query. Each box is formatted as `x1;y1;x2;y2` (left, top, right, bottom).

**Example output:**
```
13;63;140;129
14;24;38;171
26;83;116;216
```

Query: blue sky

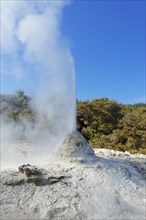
1;0;145;104
62;0;145;104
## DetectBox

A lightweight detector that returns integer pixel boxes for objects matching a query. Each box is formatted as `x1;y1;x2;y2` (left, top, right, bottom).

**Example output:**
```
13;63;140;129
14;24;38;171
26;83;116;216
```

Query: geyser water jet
1;0;76;169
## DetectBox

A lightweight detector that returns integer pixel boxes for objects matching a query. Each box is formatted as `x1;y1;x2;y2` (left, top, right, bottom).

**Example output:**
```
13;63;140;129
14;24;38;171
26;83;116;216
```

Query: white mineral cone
58;131;96;161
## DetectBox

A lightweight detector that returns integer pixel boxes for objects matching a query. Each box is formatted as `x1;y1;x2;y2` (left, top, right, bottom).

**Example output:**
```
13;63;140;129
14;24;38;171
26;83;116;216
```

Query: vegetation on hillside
77;98;146;154
1;91;146;154
0;91;33;122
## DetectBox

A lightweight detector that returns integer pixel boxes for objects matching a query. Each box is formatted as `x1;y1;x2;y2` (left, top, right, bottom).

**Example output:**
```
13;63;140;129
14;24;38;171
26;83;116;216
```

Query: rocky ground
94;148;146;179
0;132;146;220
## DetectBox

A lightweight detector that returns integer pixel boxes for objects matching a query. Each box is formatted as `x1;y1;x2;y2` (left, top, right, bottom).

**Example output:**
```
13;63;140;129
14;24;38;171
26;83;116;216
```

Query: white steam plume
1;0;76;168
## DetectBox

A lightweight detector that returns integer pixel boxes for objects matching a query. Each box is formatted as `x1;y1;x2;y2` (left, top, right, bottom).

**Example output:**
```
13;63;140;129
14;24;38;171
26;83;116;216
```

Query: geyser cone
58;131;96;161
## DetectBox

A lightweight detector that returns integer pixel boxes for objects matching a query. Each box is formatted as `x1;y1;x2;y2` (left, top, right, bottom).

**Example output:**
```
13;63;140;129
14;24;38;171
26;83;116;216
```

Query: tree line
1;91;146;154
77;98;146;154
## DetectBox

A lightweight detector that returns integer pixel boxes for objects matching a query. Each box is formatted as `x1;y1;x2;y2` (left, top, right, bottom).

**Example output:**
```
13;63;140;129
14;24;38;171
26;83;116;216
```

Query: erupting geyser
1;0;77;169
1;1;145;220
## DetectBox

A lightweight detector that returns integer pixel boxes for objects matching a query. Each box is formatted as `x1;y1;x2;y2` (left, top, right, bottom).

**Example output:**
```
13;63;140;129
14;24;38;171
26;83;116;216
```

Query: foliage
1;92;146;154
77;99;146;154
0;91;33;122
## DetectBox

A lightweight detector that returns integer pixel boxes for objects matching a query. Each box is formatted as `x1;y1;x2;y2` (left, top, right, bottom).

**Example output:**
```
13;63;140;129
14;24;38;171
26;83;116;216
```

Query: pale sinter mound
57;131;96;161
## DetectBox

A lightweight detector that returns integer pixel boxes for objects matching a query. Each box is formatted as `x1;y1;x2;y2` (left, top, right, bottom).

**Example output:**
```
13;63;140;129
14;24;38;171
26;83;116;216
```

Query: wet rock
46;176;66;185
1;159;145;220
18;164;42;177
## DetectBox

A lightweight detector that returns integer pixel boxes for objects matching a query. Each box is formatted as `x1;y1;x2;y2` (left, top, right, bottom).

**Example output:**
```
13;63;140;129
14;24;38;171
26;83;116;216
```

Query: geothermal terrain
0;131;146;220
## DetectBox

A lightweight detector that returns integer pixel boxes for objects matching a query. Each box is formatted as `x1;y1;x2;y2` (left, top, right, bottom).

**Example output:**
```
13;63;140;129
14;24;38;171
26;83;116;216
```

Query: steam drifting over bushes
1;93;146;154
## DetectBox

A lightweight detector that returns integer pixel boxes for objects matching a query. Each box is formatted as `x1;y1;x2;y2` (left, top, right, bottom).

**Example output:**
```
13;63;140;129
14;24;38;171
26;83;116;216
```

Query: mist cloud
1;0;76;169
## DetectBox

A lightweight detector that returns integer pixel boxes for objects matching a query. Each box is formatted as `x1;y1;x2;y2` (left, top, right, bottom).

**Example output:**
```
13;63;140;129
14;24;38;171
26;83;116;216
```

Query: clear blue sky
1;0;145;104
62;0;145;104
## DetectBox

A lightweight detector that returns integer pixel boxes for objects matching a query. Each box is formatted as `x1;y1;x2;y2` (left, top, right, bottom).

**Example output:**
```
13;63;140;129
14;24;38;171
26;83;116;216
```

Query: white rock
0;132;145;219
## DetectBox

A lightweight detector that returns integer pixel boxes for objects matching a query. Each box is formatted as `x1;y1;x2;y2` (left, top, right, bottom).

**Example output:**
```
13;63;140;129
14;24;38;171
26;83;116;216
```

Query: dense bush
1;92;146;154
0;91;34;123
77;99;146;154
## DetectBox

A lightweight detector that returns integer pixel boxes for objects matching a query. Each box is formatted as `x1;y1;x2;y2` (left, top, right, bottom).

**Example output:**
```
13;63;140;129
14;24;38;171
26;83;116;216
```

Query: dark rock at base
18;164;42;177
